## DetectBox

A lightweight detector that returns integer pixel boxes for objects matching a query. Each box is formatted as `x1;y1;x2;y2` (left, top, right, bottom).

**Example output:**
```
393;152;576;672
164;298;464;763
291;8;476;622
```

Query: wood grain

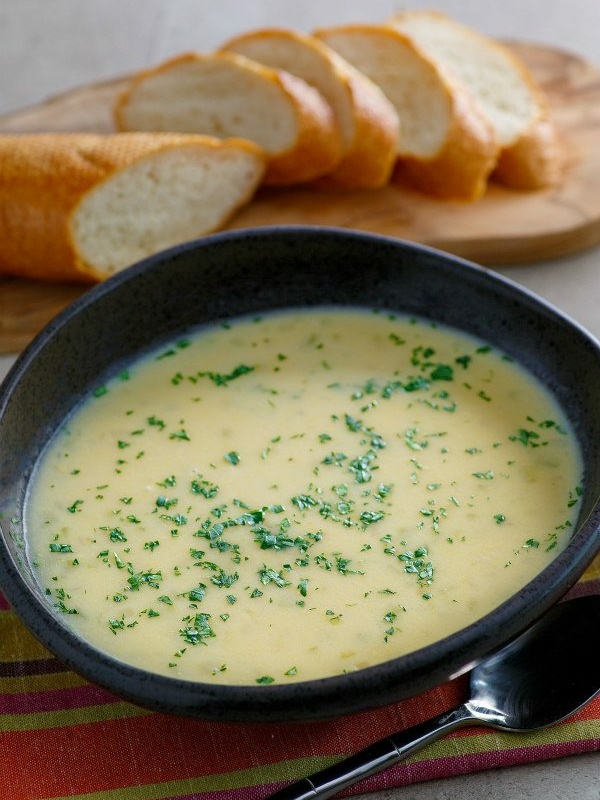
0;43;599;354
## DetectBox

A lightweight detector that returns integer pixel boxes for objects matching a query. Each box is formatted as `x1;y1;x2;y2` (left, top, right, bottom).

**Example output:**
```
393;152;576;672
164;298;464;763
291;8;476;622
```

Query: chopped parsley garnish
198;364;255;386
49;543;73;553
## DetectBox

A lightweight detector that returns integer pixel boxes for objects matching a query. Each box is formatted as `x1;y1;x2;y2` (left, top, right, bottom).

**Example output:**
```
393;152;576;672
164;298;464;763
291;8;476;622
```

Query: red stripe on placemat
0;589;11;611
0;683;462;798
347;737;600;797
566;577;600;598
2;691;597;799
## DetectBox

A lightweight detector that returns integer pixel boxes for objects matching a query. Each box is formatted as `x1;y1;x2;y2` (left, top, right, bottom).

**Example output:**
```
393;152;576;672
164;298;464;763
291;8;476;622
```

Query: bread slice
314;24;497;200
220;28;400;189
388;11;562;189
0;132;266;283
115;51;343;186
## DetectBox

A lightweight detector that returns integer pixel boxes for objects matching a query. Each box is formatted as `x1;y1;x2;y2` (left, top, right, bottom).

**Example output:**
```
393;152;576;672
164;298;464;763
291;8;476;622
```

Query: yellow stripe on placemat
0;610;52;661
581;553;600;581
0;670;87;694
0;700;150;732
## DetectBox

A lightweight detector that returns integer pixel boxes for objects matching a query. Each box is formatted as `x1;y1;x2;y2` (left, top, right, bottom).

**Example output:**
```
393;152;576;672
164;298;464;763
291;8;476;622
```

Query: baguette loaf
115;51;343;186
220;28;400;189
314;24;497;200
388;11;562;189
0;132;266;283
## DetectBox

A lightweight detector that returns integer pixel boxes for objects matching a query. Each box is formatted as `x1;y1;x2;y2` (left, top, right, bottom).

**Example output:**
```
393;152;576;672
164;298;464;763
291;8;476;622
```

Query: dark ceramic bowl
1;226;599;723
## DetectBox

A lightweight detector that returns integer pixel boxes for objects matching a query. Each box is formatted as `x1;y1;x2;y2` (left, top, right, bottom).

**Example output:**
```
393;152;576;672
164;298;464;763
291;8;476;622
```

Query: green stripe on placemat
403;718;600;762
0;700;150;731
45;756;339;800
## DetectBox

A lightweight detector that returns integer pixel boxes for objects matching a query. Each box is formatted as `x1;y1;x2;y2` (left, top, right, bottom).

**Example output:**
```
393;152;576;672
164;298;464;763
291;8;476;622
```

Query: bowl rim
1;225;599;722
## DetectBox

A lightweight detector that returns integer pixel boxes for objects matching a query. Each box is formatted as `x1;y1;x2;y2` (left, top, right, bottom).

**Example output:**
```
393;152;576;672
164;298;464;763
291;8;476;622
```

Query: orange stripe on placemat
1;703;598;800
1;691;598;798
4;756;340;800
0;682;462;798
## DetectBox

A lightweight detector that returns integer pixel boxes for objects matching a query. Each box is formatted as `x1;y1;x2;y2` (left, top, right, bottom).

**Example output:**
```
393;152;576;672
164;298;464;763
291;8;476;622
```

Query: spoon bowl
468;593;600;730
269;594;600;799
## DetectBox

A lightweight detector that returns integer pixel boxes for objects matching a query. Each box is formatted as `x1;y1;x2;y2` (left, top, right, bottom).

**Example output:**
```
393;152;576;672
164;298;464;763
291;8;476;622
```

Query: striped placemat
1;559;599;800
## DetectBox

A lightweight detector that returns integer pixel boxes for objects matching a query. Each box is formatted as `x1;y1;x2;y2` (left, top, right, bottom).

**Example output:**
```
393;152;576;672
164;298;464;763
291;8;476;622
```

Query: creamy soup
26;309;582;684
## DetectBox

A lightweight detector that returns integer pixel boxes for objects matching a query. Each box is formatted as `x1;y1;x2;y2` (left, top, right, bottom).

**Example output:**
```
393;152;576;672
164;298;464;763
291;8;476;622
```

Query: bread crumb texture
0;133;266;282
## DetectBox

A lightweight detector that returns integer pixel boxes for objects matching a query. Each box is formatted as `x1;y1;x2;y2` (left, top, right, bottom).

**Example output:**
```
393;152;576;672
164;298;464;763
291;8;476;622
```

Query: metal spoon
268;594;600;800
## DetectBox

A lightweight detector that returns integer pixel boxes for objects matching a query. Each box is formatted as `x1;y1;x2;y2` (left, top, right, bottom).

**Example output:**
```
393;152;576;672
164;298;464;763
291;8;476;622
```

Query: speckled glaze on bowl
1;226;599;723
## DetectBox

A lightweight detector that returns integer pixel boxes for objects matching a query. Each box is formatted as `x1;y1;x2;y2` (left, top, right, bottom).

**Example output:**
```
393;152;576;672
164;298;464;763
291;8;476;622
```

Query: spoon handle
267;704;473;799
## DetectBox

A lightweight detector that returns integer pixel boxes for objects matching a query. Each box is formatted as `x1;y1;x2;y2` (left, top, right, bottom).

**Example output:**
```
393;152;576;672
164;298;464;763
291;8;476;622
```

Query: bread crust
394;70;498;200
389;10;563;190
221;28;400;188
115;51;343;186
264;67;342;185
0;132;266;283
329;58;399;188
315;24;497;200
492;106;564;190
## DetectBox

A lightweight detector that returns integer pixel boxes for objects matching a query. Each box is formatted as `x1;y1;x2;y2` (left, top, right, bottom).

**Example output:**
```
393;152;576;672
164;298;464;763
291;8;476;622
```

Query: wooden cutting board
1;43;599;354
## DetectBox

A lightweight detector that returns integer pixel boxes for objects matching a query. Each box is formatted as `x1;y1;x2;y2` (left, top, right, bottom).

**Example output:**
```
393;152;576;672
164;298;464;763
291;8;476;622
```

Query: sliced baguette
388;11;562;189
220;27;400;189
0;132;266;283
314;24;497;200
115;51;343;186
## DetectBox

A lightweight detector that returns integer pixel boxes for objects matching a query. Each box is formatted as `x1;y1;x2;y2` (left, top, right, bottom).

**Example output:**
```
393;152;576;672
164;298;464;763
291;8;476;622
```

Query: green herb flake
156;495;178;509
191;477;219;498
430;364;454;381
49;543;73;553
509;428;543;447
523;539;540;549
127;570;162;591
199;364;255;386
179;613;215;645
170;429;191;442
258;566;290;588
147;416;166;430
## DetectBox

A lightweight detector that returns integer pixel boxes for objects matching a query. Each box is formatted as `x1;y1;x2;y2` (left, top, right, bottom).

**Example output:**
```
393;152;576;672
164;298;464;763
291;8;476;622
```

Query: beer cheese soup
26;309;582;685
